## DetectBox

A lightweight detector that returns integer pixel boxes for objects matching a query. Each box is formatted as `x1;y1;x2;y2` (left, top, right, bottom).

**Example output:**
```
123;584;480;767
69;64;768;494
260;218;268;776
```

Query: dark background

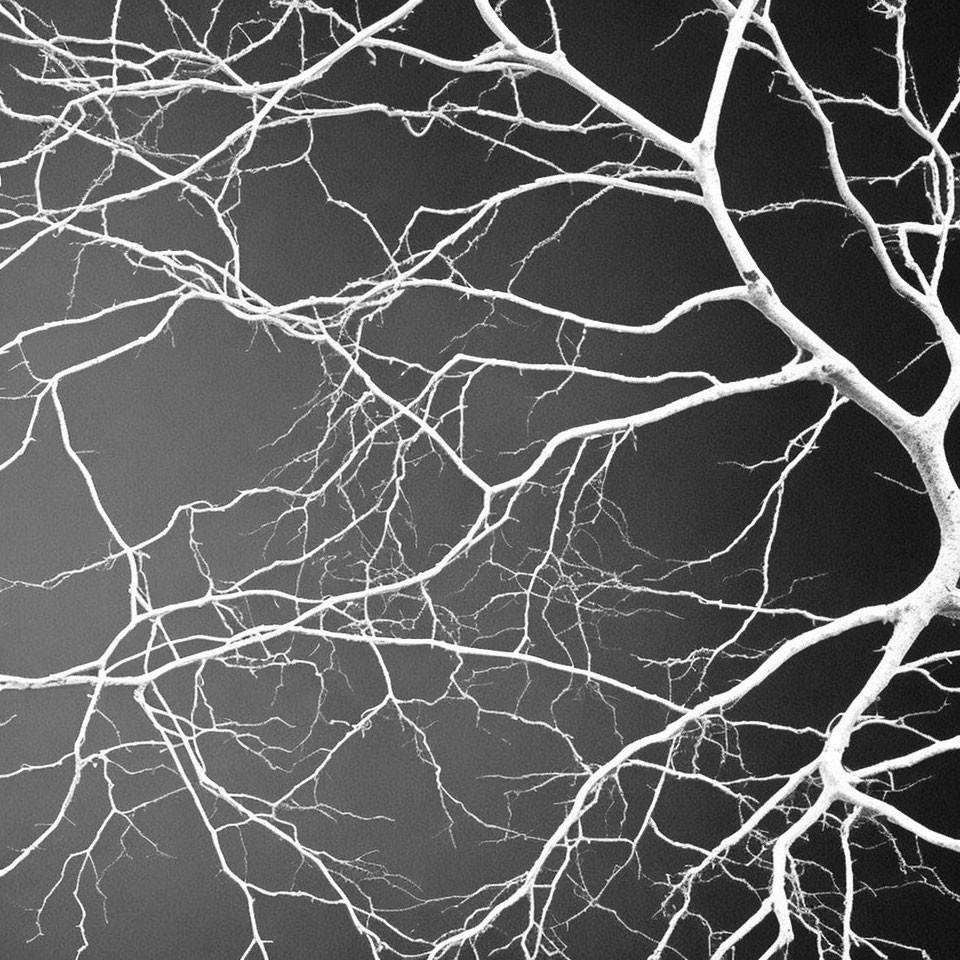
0;1;959;957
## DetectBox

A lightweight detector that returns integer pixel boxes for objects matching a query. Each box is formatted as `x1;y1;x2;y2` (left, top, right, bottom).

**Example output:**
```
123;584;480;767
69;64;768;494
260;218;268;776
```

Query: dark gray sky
1;2;959;958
